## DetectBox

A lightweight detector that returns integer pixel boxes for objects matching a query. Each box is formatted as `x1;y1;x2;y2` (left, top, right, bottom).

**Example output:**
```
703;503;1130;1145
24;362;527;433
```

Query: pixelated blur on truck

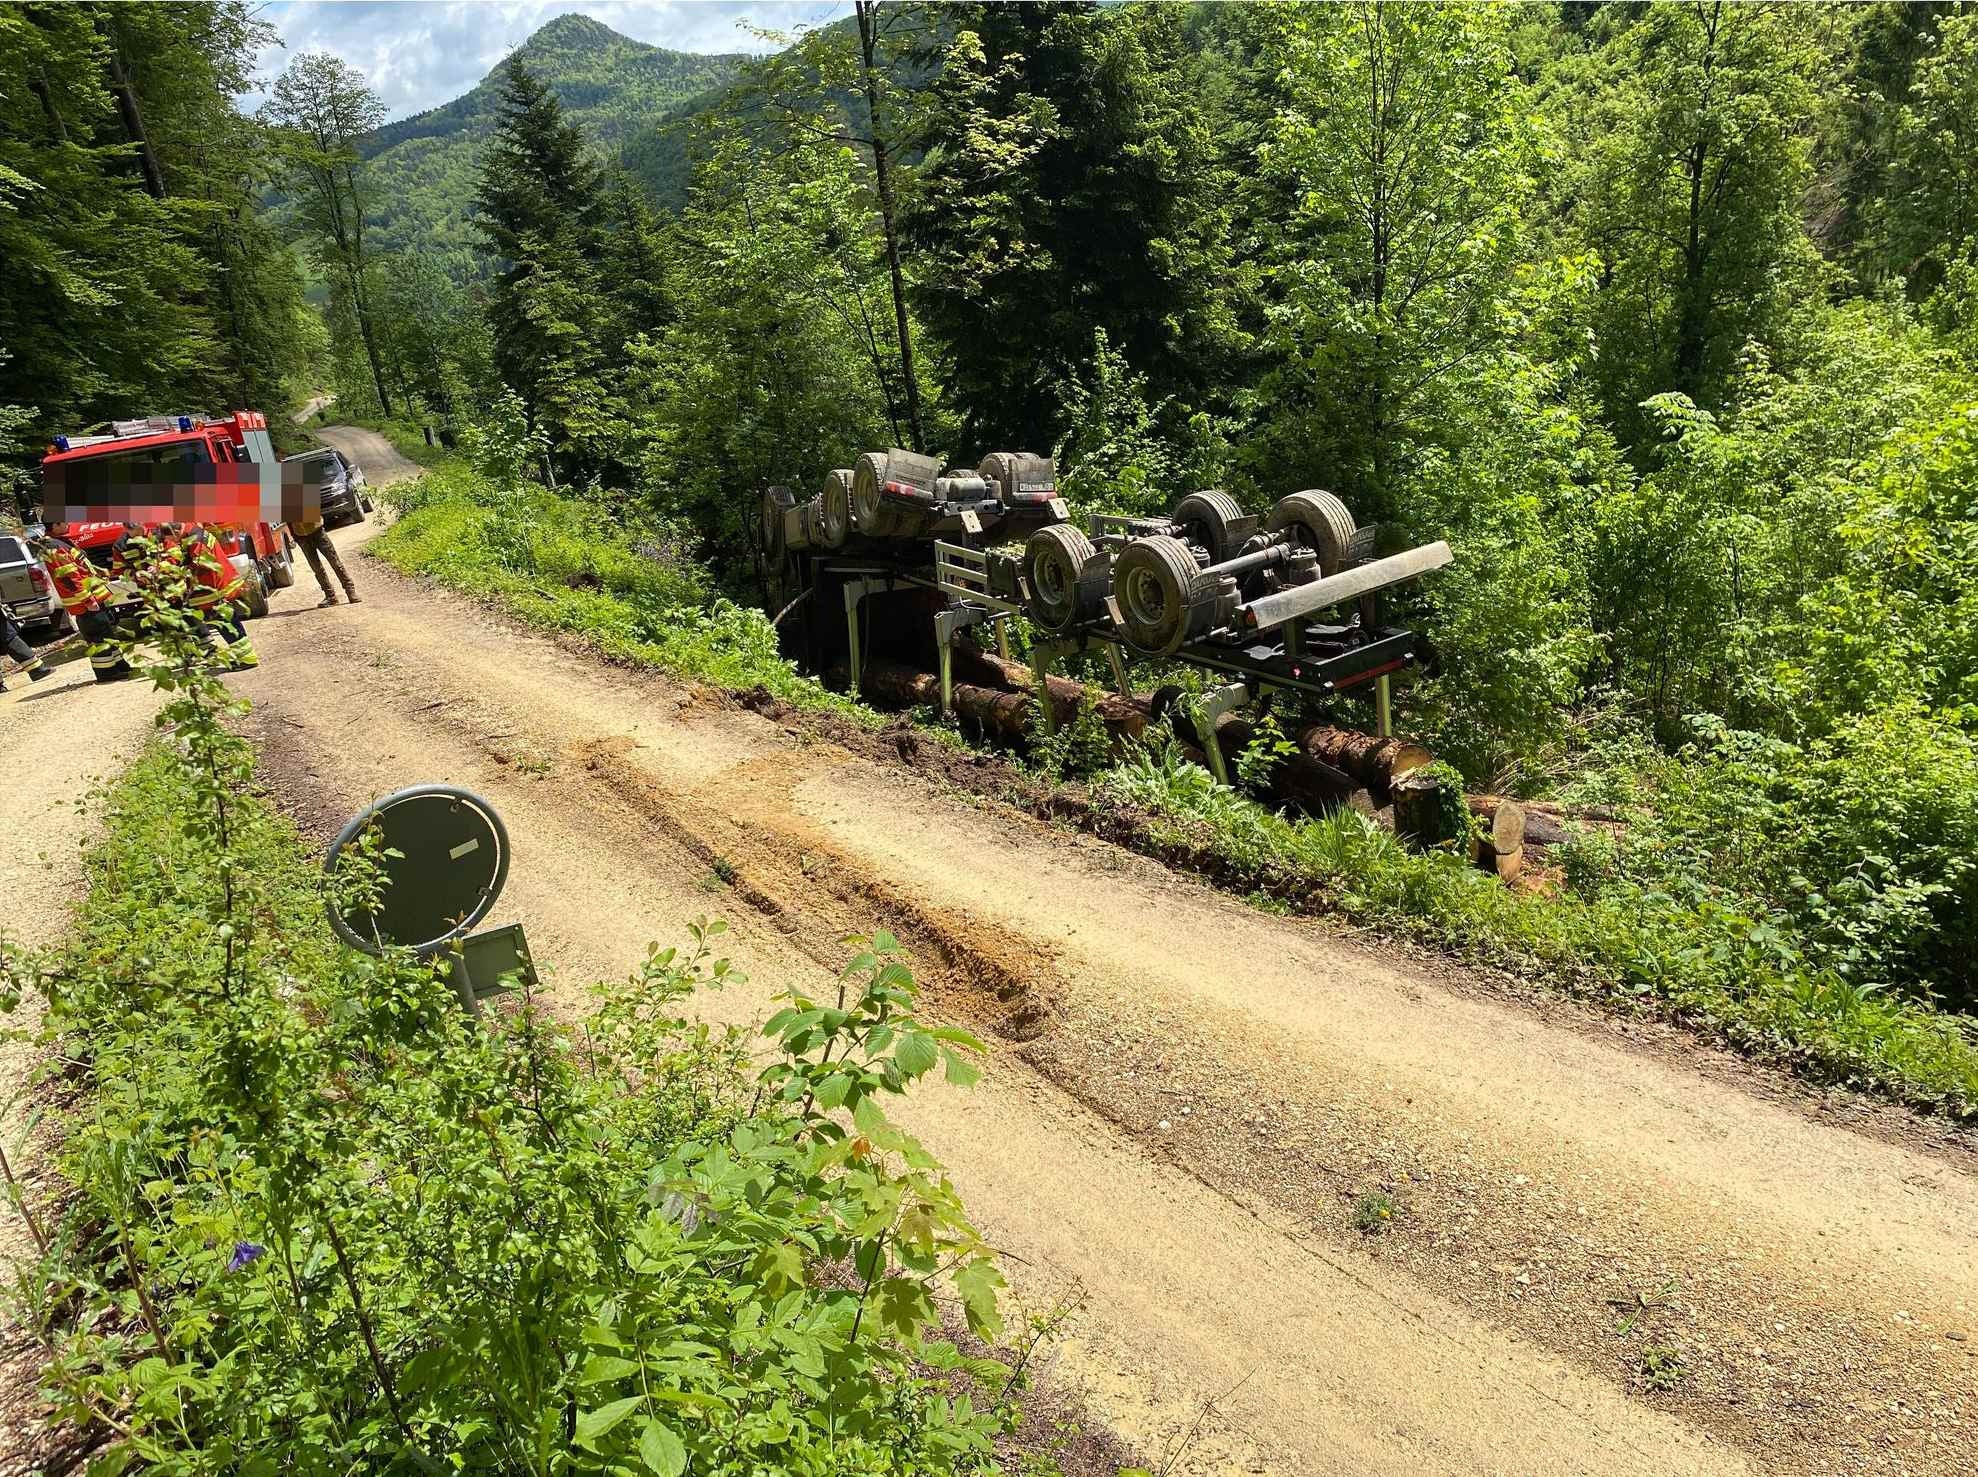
37;411;305;618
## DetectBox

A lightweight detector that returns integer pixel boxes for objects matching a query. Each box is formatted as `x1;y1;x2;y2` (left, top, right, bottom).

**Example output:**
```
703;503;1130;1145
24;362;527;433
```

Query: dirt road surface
5;430;1976;1473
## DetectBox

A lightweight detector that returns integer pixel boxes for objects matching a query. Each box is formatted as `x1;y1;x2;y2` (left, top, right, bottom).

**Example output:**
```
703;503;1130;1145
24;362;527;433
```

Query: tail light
28;565;49;592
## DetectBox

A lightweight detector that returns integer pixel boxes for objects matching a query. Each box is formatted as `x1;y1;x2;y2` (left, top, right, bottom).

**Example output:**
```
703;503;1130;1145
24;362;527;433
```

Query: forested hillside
357;13;746;269
0;3;320;464
6;0;1978;1097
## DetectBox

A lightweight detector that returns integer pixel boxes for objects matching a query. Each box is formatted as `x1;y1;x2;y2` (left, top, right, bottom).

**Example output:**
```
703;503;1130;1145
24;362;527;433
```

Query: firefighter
33;532;132;683
171;524;260;669
1;605;52;691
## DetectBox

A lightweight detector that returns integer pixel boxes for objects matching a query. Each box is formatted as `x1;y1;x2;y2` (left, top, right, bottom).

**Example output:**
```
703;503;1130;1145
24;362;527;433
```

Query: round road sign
324;784;510;955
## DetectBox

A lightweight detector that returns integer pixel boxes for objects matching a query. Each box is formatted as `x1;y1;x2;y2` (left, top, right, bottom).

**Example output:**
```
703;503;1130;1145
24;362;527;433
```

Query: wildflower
227;1241;266;1273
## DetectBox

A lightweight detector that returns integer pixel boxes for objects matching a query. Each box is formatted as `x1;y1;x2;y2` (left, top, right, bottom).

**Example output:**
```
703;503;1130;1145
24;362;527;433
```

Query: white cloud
247;1;849;119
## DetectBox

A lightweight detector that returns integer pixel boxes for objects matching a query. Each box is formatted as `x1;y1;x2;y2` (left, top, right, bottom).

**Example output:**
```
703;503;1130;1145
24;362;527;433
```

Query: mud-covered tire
1171;489;1246;567
1113;534;1202;656
818;469;853;550
1267;490;1357;576
1023;523;1098;633
979;451;1057;507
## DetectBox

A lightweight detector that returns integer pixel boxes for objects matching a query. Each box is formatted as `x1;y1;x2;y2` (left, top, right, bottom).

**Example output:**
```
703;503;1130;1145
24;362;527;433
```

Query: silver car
0;532;69;639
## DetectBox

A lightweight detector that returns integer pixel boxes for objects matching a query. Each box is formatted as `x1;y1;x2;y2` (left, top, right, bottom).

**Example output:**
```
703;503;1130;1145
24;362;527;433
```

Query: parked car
0;531;70;640
285;446;374;530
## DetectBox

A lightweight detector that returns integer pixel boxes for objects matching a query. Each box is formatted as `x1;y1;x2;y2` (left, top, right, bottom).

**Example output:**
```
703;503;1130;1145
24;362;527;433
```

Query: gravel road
4;430;1975;1474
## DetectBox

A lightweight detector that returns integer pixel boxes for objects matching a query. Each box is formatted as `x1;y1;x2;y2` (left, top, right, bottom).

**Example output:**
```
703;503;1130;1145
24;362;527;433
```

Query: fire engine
38;411;300;617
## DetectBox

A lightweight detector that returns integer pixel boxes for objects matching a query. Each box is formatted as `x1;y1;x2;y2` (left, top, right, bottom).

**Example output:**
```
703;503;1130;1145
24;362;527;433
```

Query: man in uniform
170;524;259;668
34;531;132;682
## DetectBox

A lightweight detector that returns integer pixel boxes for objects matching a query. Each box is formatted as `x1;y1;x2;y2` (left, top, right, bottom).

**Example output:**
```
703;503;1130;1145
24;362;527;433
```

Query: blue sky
248;2;850;119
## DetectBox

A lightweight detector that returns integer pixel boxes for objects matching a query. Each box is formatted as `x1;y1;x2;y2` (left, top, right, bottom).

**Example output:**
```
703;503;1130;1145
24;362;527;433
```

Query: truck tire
818;469;853;550
979;451;1056;507
1113;534;1204;656
761;486;795;565
1267;490;1357;576
268;537;297;589
1171;490;1246;567
241;567;270;620
1023;524;1098;633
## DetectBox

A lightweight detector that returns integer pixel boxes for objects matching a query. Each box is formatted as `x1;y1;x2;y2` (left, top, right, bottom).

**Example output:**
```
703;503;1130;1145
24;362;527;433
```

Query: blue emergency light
53;435;70;451
177;415;193;431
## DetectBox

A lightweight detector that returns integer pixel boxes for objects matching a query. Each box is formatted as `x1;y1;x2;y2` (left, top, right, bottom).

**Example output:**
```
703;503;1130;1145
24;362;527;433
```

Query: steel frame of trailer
805;542;1420;789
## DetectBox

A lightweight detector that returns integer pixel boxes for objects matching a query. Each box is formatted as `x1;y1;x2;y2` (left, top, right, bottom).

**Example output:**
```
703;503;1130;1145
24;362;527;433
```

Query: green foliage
1028;690;1112;783
2;595;1011;1468
1570;1;1825;428
1884;8;1978;295
1097;730;1978;1116
262;50;396;417
1244;0;1539;520
906;1;1238;455
623;128;907;571
0;2;310;446
1054;330;1227;518
1353;1191;1398;1235
376;438;864;719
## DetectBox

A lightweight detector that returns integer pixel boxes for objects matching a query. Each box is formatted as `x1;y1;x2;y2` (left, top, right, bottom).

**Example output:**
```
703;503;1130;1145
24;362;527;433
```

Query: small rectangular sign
959;509;983;535
449;838;480;860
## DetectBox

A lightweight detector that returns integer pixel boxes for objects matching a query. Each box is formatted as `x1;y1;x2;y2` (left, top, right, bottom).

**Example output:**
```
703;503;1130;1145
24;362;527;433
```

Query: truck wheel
760;486;794;565
242;568;270;620
1171;490;1246;567
1113;535;1203;656
268;547;296;590
818;470;853;550
1267;491;1357;576
979;451;1056;507
851;452;898;538
1023;524;1098;633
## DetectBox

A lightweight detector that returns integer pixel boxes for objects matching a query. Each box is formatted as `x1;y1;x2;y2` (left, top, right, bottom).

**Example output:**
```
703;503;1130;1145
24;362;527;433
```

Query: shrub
0;596;1014;1473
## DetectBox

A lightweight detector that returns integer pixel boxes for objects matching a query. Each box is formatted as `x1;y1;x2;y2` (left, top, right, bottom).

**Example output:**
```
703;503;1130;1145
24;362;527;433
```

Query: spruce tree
903;1;1233;454
474;57;617;472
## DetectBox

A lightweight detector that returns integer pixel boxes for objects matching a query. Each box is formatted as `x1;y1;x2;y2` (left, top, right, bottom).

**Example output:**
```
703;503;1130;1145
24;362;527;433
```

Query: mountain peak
519;13;635;54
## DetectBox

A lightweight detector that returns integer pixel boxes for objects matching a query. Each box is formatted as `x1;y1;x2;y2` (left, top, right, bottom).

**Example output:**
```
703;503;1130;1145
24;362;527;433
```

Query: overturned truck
757;448;1460;814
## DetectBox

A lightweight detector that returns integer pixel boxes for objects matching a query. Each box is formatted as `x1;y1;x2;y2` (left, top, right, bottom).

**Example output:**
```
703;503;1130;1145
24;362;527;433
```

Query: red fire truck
38;411;300;617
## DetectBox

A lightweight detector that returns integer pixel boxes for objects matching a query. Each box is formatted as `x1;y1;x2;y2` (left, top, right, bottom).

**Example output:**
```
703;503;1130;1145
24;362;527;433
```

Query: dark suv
284;447;374;528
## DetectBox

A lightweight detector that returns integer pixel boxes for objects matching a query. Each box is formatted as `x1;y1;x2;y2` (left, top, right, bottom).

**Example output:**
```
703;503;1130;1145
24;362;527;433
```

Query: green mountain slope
361;13;746;268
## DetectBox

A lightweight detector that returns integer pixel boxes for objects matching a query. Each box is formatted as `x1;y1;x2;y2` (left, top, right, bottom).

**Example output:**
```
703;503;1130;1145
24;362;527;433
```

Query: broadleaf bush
0;584;1016;1473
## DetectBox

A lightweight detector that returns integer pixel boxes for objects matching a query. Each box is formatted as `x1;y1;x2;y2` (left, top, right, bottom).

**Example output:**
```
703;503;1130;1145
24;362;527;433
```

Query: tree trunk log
1468;796;1526;880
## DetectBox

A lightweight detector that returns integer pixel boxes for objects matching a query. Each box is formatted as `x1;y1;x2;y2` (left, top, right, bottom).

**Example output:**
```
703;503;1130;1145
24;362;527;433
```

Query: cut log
1466;797;1525;881
850;651;1435;826
1294;727;1432;803
1393;769;1466;848
1469;796;1526;854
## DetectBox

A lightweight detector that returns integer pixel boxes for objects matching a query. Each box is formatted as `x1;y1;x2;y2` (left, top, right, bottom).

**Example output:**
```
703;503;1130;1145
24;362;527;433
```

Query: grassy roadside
0;723;1090;1472
368;455;1978;1120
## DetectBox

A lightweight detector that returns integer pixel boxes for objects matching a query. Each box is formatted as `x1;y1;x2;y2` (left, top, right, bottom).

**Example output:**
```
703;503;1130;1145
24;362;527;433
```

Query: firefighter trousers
300;528;357;601
77;608;132;681
2;610;47;688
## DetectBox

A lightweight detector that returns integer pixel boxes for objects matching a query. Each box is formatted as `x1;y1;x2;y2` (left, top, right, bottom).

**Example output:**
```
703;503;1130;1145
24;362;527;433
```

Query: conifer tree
473;57;617;476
